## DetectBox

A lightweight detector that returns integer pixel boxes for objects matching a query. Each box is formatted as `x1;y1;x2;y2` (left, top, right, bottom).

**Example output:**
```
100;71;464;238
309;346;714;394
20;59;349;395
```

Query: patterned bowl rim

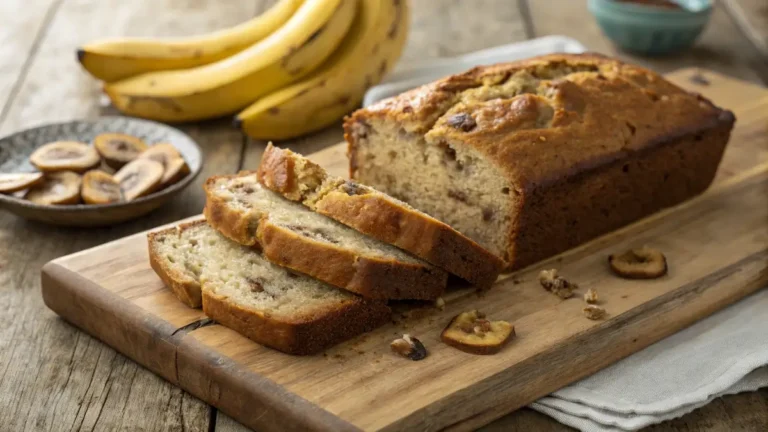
0;116;203;212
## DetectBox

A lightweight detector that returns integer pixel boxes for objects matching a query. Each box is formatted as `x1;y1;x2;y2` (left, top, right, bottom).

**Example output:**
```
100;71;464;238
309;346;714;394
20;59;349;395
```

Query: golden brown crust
202;288;390;355
258;144;503;288
257;143;297;198
146;221;207;308
203;172;447;300
257;143;327;201
345;53;736;269
203;175;262;248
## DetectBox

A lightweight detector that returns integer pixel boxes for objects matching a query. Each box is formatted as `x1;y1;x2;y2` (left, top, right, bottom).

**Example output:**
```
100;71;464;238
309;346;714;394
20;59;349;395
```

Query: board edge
40;261;360;432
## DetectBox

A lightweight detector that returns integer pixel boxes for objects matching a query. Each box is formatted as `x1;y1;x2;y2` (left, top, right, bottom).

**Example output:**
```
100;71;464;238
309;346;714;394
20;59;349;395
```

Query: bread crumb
583;305;606;320
435;297;445;311
584;288;599;304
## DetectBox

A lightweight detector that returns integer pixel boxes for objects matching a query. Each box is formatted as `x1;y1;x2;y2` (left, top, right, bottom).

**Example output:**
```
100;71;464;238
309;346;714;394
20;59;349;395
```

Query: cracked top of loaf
346;53;735;190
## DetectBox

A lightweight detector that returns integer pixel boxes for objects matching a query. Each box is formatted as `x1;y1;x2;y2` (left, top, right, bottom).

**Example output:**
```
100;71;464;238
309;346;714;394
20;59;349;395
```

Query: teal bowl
588;0;712;56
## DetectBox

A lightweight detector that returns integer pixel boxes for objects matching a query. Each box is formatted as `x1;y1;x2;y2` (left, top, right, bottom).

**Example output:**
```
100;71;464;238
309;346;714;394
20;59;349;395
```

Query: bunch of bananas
78;0;409;140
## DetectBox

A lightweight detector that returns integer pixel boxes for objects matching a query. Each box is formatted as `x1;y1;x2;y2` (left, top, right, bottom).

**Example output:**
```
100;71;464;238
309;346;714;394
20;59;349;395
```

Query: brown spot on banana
389;0;403;39
379;60;388;78
125;95;184;113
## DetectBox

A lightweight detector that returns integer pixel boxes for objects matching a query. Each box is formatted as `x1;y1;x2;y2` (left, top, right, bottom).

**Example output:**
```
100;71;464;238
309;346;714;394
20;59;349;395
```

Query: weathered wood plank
0;0;60;119
0;0;258;429
722;0;768;57
526;0;768;85
216;413;253;432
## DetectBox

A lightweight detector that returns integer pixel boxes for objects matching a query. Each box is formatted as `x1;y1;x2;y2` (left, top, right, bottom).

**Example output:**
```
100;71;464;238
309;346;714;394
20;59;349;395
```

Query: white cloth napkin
528;288;768;431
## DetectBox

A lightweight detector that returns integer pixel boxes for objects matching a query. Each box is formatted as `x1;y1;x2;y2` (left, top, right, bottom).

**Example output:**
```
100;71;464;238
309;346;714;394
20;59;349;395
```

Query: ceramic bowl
588;0;713;56
0;117;202;226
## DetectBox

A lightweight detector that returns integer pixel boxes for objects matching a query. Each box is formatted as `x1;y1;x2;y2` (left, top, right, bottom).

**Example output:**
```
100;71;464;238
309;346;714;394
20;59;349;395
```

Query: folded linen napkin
529;288;768;431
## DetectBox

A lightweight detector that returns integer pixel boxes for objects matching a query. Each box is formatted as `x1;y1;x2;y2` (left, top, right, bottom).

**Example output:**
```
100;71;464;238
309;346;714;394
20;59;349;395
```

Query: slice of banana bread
345;53;735;270
257;143;504;288
203;174;447;300
147;220;390;355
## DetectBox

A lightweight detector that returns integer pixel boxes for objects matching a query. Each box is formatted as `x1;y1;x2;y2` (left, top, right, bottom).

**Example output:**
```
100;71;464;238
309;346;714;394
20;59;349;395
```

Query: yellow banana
78;0;303;82
235;0;409;140
104;0;356;122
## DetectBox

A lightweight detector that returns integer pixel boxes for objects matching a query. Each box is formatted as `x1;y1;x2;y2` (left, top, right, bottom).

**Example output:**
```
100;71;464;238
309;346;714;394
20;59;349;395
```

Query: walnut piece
583;305;607;320
608;247;667;279
441;310;515;355
538;268;576;299
584;288;599;304
390;334;428;361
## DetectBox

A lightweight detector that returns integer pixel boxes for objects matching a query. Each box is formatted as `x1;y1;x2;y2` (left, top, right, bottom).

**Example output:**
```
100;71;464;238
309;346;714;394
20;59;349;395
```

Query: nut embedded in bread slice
204;173;447;300
147;220;391;354
257;143;504;288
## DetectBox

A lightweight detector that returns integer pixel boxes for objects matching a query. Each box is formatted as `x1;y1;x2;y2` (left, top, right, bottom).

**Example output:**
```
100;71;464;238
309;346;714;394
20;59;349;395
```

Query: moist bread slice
147;220;390;355
204;174;447;300
257;143;504;288
345;53;735;270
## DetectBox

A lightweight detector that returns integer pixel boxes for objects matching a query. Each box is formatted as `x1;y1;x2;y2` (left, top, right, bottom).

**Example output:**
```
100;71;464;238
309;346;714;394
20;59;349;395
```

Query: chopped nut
538;269;559;287
584;288;599;304
435;297;445;311
441;310;515;355
476;319;492;331
583;305;606;320
390;334;428;361
555;286;574;299
539;268;576;299
609;247;667;279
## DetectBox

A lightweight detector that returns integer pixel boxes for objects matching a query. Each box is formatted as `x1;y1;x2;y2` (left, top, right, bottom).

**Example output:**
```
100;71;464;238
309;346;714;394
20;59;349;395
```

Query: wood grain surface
1;0;767;431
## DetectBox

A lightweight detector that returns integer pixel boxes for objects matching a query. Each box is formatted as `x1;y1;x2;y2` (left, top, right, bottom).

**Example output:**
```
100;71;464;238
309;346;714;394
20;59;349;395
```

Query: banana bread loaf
345;53;735;269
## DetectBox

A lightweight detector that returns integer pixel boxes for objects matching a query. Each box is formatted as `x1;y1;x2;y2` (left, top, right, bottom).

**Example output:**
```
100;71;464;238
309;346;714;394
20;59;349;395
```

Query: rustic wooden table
1;1;766;431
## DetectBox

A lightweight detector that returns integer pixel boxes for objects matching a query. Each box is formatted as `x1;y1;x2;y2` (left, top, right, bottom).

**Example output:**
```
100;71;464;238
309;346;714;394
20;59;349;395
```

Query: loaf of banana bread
345;53;735;269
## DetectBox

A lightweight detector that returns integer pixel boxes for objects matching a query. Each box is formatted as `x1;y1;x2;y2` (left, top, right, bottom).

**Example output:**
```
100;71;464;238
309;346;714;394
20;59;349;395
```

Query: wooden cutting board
41;69;768;432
